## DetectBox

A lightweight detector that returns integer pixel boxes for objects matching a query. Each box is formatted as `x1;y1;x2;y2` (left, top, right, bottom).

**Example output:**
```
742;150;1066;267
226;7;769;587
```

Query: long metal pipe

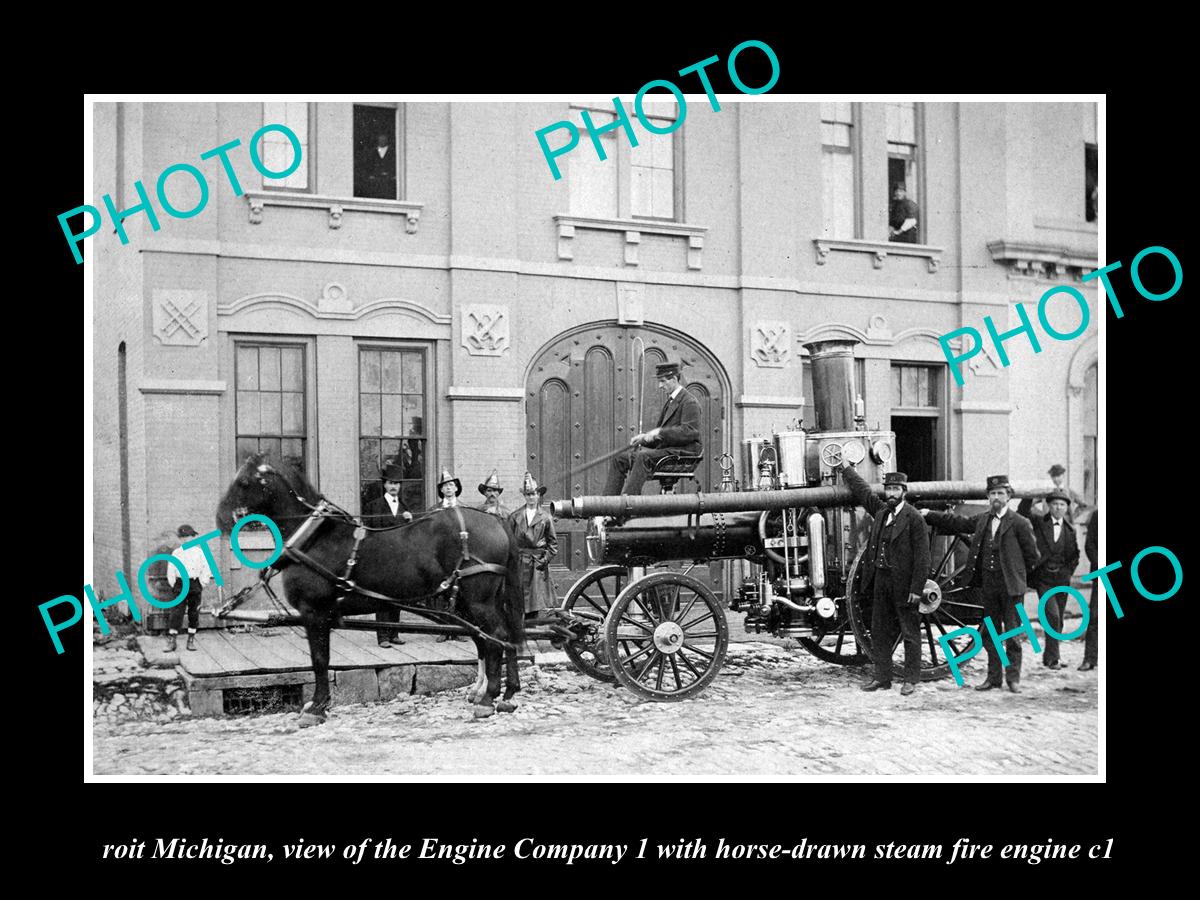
552;480;1058;519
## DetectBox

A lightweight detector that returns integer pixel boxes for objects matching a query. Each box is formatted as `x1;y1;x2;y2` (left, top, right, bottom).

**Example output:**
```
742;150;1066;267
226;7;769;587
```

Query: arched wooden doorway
525;323;728;579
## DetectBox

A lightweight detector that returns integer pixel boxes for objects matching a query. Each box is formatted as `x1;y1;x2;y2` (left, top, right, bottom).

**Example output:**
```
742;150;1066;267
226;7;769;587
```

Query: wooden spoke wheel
797;598;870;666
846;534;985;682
604;572;729;702
560;566;629;682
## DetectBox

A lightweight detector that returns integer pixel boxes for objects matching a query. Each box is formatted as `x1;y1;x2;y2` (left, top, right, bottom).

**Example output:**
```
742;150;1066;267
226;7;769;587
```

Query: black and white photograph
79;93;1114;781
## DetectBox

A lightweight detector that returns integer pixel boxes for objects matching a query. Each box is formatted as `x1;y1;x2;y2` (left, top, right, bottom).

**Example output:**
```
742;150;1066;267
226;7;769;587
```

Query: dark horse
215;453;525;725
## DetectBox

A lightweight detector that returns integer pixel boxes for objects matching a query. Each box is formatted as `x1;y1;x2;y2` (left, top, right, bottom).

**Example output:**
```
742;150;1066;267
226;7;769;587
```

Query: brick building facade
91;99;1099;599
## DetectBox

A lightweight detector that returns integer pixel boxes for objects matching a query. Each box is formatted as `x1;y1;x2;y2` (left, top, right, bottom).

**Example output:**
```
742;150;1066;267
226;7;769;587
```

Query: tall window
820;102;856;238
261;102;310;190
354;104;401;200
567;102;679;220
886;102;920;233
630;120;675;219
890;363;945;482
236;344;307;472
359;347;427;513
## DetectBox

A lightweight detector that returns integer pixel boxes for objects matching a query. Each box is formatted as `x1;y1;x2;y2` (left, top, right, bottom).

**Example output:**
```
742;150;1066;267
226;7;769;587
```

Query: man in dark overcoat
508;472;558;620
362;460;412;649
839;464;931;695
603;361;702;496
1017;487;1081;669
1080;508;1099;671
922;475;1040;692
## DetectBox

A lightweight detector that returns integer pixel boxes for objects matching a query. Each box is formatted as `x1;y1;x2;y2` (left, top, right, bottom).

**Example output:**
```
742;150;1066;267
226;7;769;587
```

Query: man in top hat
603;361;702;496
508;473;558;620
836;463;931;695
922;476;1040;693
434;468;462;510
164;524;213;653
1017;487;1081;670
363;460;413;649
477;470;510;519
363;460;414;526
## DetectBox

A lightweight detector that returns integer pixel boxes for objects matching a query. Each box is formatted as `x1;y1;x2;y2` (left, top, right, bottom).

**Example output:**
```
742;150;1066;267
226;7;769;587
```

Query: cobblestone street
93;633;1098;777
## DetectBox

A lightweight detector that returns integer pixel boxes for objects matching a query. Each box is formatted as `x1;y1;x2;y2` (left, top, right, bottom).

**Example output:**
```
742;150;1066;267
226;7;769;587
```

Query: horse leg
477;644;506;717
301;611;332;727
467;652;487;706
499;646;521;711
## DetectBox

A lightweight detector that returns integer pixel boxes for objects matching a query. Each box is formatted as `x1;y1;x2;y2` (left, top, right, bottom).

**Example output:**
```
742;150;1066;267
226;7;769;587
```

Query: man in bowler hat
603;361;702;496
1018;487;1081;669
838;463;931;695
363;460;413;648
922;476;1040;692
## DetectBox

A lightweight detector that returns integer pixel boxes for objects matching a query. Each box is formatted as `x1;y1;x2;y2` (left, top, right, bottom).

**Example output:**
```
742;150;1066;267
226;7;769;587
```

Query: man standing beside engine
921;476;1040;693
1017;487;1081;670
837;463;931;696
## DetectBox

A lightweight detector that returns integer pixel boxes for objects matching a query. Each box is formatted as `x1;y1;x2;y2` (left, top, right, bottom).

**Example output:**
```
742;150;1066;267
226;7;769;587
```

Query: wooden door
526;325;726;585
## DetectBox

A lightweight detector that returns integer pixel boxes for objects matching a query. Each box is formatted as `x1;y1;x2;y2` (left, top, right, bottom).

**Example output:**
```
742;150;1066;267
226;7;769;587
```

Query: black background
23;28;1188;885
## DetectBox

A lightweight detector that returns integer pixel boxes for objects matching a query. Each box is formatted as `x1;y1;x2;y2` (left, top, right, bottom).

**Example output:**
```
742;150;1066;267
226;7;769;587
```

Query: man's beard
885;495;901;508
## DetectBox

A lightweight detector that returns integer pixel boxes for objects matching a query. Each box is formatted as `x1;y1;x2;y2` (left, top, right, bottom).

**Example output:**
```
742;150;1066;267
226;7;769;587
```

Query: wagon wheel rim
846;539;982;683
605;572;728;702
561;566;631;683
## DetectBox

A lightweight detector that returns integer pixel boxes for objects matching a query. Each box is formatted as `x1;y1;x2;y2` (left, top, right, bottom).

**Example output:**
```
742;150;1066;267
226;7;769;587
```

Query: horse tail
503;523;526;647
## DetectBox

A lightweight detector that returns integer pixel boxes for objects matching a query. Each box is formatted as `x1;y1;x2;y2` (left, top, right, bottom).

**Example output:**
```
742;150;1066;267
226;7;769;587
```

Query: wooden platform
137;624;482;718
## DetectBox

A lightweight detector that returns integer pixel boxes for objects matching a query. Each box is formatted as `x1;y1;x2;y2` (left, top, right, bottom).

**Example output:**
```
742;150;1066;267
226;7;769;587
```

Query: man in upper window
889;184;919;243
602;362;702;496
356;130;396;200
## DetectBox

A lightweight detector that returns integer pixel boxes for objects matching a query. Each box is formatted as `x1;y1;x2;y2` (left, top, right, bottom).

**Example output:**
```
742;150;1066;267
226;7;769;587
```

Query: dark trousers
871;570;921;685
1036;578;1069;665
980;569;1023;684
1083;581;1098;666
603;446;675;496
168;581;202;632
376;607;401;644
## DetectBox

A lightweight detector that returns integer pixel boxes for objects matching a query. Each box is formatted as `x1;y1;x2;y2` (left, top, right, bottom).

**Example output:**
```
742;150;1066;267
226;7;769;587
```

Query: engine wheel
846;535;984;682
604;572;729;701
560;566;628;682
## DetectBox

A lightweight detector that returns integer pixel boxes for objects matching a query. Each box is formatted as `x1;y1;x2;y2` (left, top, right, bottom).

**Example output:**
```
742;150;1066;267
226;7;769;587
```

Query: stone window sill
244;190;424;233
554;214;708;270
813;237;944;273
986;240;1097;281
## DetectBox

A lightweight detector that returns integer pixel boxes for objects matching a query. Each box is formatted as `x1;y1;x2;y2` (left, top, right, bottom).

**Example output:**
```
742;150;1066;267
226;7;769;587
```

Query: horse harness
266;500;514;650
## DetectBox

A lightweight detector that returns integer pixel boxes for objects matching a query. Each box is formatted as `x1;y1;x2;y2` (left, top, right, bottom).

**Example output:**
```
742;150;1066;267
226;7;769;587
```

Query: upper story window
1085;105;1097;223
261;102;310;191
886;102;921;243
820;102;857;239
354;104;402;200
567;101;681;221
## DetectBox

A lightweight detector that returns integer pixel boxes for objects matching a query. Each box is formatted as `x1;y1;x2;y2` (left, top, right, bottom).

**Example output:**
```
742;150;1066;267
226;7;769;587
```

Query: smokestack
803;339;857;432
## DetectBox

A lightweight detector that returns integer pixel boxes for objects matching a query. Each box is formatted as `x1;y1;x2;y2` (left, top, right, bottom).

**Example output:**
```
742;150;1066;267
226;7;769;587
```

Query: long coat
925;506;1040;597
508;504;558;614
1017;498;1080;591
841;466;930;601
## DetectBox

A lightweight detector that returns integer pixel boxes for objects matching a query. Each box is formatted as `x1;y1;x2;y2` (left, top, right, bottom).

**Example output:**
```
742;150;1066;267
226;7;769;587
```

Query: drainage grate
222;684;305;715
